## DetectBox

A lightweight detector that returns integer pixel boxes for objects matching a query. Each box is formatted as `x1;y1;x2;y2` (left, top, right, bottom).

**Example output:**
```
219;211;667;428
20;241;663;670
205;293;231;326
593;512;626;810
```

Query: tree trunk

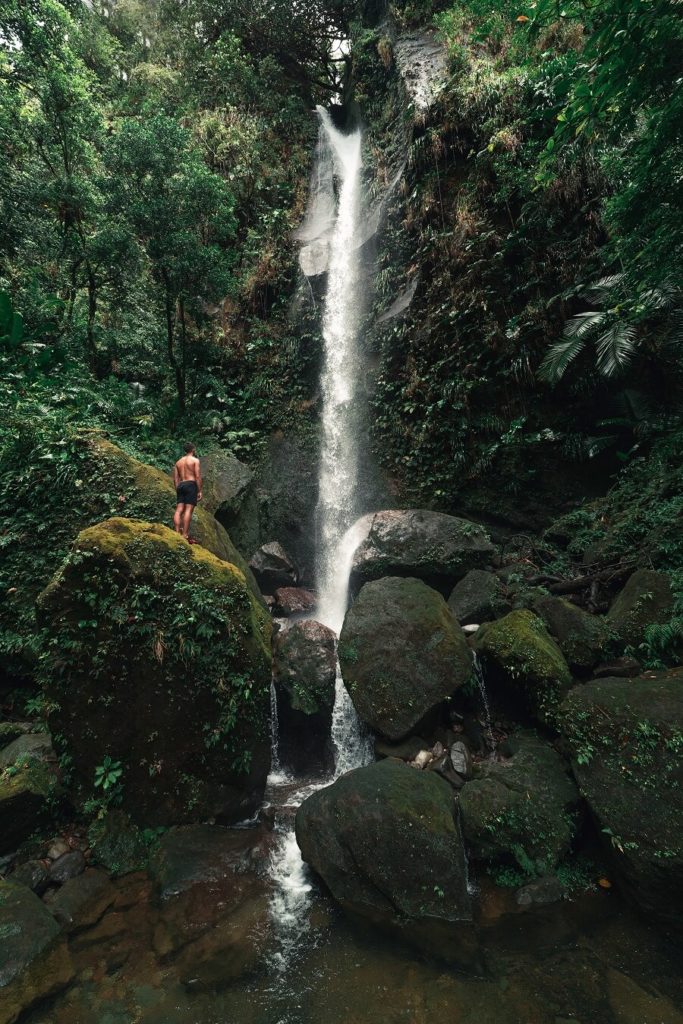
164;278;185;414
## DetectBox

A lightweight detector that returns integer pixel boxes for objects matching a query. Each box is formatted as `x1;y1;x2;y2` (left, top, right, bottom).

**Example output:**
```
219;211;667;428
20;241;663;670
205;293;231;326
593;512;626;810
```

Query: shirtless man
172;442;202;540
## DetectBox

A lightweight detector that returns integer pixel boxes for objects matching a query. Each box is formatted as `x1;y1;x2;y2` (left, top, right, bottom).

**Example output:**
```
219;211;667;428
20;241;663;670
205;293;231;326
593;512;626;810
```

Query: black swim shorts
176;480;198;506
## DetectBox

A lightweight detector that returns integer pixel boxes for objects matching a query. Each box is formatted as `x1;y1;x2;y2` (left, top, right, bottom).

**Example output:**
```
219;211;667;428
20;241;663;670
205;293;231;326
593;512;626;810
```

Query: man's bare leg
173;503;184;534
183;504;195;540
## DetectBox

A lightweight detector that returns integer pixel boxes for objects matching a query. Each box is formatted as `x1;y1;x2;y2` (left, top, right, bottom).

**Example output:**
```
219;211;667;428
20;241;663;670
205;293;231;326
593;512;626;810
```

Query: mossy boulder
295;759;476;962
533;596;611;674
558;669;683;934
459;732;580;875
473;609;572;724
272;619;336;772
37;518;272;827
339;577;472;741
0;757;59;855
350;510;495;590
448;569;509;625
0;879;73;1024
607;569;675;650
0;433;263;687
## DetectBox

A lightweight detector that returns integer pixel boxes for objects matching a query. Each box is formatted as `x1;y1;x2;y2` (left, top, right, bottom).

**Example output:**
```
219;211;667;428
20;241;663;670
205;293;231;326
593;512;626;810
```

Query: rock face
272;619;336;772
38;518;272;827
350;510;494;590
459;732;580;874
607;569;675;649
273;587;317;617
0;754;58;855
339;577;473;741
249;541;299;593
473;609;572;724
558;669;683;933
448;569;509;626
0;732;53;770
0;879;73;1024
295;759;475;961
533;595;610;674
199;450;260;558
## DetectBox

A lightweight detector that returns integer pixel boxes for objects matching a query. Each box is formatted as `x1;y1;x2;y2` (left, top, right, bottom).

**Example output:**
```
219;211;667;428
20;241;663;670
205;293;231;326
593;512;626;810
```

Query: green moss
474;609;572;723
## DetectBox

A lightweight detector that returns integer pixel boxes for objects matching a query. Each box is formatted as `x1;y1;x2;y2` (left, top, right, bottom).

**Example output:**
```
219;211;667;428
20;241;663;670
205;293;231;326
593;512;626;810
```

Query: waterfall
266;108;373;966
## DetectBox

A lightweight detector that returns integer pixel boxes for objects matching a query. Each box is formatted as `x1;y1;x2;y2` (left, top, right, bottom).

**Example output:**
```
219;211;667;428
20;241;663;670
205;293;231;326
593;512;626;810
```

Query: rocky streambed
1;456;682;1023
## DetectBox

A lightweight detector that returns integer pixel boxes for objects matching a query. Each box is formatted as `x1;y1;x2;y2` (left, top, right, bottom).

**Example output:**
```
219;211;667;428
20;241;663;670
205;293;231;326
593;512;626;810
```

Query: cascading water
266;108;373;966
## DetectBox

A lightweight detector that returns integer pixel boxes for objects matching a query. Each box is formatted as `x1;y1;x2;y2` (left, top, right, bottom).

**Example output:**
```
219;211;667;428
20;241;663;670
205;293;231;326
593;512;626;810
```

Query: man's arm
194;457;203;501
172;462;179;488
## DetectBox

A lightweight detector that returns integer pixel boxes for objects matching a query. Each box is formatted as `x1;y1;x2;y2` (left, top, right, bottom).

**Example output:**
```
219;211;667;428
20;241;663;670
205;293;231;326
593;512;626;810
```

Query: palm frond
538;333;588;383
595;321;638;376
584;274;623;303
563;310;607;338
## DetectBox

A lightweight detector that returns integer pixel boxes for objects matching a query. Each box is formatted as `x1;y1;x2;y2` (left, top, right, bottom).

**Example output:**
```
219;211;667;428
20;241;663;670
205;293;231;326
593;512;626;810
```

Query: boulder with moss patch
339;576;472;741
448;569;509;626
0;879;73;1024
473;609;572;724
295;758;477;963
533;596;610;674
459;732;580;875
606;569;675;650
199;450;259;558
558;669;683;934
37;518;272;827
0;756;59;855
350;510;495;590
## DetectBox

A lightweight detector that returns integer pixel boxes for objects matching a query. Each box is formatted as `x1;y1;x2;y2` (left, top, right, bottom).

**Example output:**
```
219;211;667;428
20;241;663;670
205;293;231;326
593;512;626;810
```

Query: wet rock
0;723;32;749
448;570;509;626
515;875;564;907
199;451;254;524
394;29;449;113
593;656;641;678
272;587;317;617
606;967;683;1024
0;758;59;856
47;838;70;861
558;669;683;934
607;569;674;650
249;540;299;593
0;733;54;770
87;811;148;877
533;596;610;674
412;749;432;769
296;759;477;964
272;619;336;773
49;849;86;884
339;577;472;741
38;518;272;826
460;732;580;874
374;736;429;762
449;741;473;779
473;610;572;725
0;879;73;1024
150;825;271;987
48;869;115;932
10;860;49;895
350;510;495;591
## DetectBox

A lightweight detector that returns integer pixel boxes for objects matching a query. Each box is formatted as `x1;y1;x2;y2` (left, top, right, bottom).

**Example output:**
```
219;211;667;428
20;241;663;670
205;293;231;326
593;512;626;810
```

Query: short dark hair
184;441;196;454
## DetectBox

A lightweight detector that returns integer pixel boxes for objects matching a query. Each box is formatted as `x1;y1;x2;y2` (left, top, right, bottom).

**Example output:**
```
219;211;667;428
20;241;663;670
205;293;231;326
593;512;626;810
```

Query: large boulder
607;569;675;650
459;732;580;874
448;569;509;626
0;433;263;687
473;609;572;724
533;595;610;674
0;880;73;1024
199;450;259;558
350;510;495;590
339;577;472;741
0;756;59;855
37;518;272;827
295;759;475;962
272;619;336;772
558;669;683;934
249;541;298;594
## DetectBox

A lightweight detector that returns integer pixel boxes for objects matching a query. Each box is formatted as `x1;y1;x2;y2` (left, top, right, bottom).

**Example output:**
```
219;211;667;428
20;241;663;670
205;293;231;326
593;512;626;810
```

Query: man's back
175;454;200;483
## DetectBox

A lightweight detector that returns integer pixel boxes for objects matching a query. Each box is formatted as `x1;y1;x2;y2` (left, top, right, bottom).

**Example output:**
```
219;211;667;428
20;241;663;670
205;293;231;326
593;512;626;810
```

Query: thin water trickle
472;652;495;758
